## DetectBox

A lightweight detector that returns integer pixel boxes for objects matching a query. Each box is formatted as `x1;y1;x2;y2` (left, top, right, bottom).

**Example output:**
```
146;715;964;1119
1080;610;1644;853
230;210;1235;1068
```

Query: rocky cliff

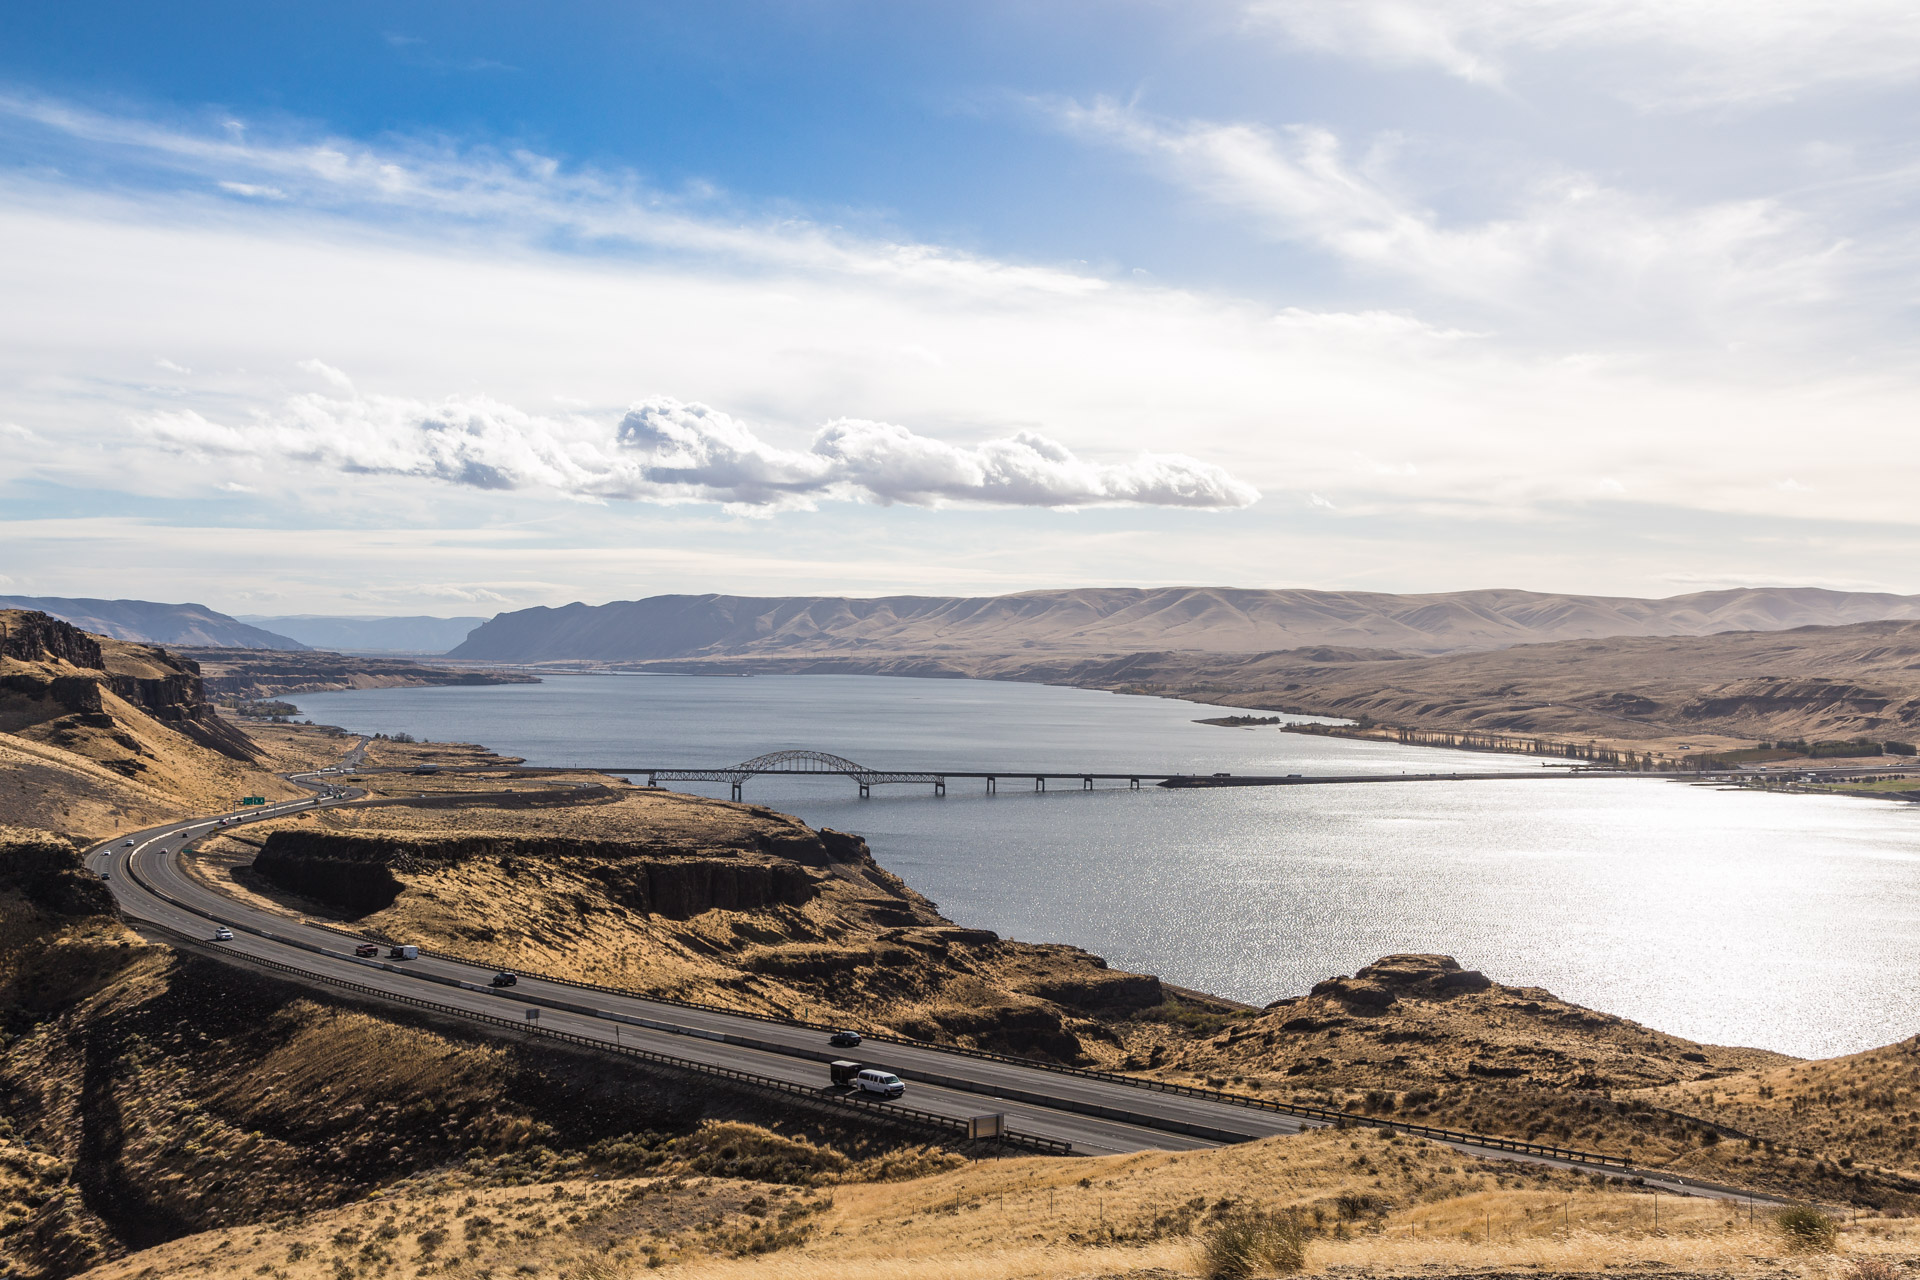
0;611;259;764
0;612;301;838
251;829;830;918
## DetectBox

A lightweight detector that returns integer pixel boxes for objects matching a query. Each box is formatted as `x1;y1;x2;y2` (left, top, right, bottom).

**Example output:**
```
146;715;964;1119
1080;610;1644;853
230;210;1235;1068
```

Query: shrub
1198;1209;1310;1278
1774;1206;1838;1253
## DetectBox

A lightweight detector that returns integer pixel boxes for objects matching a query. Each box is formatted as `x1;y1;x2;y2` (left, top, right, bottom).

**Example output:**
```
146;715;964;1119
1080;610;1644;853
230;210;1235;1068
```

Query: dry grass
73;1127;1920;1280
1643;1036;1920;1182
181;785;1152;1066
0;641;316;841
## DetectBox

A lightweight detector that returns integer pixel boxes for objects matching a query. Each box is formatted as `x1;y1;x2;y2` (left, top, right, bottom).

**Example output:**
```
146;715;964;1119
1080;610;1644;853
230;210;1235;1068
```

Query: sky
3;1;1920;615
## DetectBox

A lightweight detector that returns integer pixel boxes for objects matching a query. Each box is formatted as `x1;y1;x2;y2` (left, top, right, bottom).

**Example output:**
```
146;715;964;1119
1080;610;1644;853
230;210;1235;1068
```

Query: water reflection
296;673;1920;1058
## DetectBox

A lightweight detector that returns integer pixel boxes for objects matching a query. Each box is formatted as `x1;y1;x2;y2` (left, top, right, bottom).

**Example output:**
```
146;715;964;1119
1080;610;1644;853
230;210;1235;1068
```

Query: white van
854;1069;905;1099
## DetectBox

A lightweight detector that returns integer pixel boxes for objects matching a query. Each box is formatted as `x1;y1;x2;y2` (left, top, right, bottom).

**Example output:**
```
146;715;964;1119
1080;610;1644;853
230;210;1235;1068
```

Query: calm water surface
296;673;1920;1059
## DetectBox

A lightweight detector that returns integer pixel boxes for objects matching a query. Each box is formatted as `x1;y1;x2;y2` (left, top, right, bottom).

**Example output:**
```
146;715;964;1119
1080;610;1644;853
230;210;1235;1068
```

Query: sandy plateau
4;610;1920;1278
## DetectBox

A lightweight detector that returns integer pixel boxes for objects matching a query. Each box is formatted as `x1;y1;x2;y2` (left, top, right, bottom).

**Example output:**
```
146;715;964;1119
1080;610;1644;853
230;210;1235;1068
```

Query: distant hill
236;614;486;653
1025;617;1920;746
448;586;1920;663
0;597;305;650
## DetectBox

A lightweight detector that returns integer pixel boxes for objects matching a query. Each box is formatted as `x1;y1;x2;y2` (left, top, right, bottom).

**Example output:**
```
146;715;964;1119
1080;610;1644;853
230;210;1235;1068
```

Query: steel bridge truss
642;749;947;799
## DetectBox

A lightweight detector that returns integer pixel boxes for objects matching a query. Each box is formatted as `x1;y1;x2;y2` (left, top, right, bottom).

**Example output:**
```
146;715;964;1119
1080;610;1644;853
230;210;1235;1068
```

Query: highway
83;749;1785;1202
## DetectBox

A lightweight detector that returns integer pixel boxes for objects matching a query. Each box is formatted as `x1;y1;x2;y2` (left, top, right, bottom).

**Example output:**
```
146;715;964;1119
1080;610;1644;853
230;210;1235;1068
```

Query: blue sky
3;1;1919;613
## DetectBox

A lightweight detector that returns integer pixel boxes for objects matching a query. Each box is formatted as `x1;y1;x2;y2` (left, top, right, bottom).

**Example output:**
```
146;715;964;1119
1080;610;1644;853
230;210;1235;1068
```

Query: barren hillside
0;611;306;837
1022;618;1920;749
449;585;1920;662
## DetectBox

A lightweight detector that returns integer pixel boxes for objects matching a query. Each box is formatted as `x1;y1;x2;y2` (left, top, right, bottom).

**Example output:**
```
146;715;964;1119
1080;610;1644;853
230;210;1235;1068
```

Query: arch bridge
620;749;1152;800
639;749;951;800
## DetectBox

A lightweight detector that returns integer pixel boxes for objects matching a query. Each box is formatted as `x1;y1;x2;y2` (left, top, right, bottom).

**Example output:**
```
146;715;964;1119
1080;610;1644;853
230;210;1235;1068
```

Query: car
829;1030;862;1048
489;972;518;987
99;871;109;881
121;839;134;847
213;927;233;941
354;943;379;958
853;1069;905;1099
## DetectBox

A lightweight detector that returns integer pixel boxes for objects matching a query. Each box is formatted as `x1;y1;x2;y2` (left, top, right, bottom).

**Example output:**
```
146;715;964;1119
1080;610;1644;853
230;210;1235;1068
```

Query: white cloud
297;358;355;391
135;391;1261;513
1245;0;1920;107
154;357;192;374
9;93;1920;604
0;94;1104;302
218;180;286;200
1052;98;1843;332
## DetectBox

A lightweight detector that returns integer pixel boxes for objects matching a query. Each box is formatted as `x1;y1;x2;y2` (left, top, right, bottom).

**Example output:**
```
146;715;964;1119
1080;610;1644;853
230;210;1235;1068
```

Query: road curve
83;753;1784;1201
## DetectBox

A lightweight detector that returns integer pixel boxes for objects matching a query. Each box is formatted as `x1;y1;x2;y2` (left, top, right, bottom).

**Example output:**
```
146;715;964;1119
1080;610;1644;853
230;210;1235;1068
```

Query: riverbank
195;716;1920;1215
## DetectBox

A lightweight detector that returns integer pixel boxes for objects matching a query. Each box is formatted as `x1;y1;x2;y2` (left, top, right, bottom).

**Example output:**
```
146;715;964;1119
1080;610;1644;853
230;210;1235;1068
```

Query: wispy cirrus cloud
135;390;1260;513
0;93;1102;301
1245;0;1920;107
1051;97;1846;332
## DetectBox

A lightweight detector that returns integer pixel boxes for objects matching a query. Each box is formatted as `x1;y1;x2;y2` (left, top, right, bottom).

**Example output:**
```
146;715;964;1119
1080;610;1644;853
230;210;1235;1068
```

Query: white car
121;839;134;847
213;927;234;941
853;1069;905;1098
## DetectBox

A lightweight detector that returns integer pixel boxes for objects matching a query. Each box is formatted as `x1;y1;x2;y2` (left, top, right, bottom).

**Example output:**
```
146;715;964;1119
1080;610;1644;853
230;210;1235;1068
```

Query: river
293;672;1920;1060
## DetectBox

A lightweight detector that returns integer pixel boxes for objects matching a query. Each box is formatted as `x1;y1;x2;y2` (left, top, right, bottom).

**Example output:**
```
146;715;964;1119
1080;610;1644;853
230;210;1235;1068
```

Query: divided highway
84;754;1781;1202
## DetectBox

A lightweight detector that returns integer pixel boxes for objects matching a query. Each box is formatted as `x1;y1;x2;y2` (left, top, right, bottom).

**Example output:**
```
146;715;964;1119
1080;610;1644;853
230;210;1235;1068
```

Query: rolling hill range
0;597;304;650
449;585;1920;663
1013;618;1920;747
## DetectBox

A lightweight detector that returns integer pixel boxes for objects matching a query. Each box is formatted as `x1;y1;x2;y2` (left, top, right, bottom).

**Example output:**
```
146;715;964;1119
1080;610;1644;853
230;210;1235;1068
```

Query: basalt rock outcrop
251;830;831;919
1306;953;1493;1012
0;611;260;763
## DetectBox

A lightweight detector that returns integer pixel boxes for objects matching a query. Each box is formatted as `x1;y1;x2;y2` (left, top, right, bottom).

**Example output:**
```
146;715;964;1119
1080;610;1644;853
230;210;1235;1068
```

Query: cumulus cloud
136;391;1260;513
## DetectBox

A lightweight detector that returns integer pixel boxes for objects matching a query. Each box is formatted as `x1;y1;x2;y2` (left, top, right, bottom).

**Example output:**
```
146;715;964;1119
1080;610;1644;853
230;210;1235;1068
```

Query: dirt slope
0;612;304;839
73;1125;1920;1280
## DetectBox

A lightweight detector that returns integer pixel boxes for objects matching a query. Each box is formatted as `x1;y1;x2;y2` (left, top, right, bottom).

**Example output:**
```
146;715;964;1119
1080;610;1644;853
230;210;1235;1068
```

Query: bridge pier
934;778;945;796
1034;776;1046;792
858;782;870;799
1129;776;1140;790
1082;775;1093;790
729;780;743;801
985;776;996;794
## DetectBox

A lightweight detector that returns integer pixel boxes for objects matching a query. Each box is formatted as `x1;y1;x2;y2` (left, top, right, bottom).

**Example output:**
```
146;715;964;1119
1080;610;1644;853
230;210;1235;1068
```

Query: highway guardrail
300;918;1639;1169
159;791;1673;1174
134;916;1073;1158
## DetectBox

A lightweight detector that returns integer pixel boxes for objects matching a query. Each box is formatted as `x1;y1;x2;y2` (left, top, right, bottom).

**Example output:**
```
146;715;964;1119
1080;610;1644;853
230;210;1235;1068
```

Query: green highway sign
241;797;266;805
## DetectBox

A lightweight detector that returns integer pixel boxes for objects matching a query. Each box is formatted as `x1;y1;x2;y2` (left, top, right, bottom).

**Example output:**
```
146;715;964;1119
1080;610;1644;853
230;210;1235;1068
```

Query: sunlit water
294;673;1920;1058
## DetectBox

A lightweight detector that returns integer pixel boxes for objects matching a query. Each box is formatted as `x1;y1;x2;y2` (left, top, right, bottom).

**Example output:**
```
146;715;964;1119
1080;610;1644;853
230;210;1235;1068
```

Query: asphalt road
82;753;1785;1202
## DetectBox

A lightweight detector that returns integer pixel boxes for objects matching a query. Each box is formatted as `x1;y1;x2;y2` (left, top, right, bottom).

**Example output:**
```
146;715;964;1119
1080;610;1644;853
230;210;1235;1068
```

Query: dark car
353;943;379;958
490;972;518;987
829;1030;862;1048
